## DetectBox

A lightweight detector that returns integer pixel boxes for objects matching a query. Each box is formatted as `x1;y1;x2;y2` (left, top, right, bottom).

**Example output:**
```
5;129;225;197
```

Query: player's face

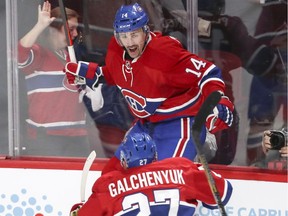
118;28;147;58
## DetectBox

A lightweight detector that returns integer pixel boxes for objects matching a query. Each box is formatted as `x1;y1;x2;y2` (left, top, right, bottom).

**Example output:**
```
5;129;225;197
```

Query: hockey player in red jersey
64;3;234;163
70;132;233;216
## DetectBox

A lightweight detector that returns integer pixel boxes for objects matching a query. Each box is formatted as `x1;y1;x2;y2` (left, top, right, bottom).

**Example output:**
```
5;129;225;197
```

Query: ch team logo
121;89;151;118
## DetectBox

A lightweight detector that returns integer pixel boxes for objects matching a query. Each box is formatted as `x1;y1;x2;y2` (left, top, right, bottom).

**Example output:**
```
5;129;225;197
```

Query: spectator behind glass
140;0;188;48
260;129;288;170
17;1;92;157
70;132;233;216
196;0;287;166
64;3;235;172
245;0;287;165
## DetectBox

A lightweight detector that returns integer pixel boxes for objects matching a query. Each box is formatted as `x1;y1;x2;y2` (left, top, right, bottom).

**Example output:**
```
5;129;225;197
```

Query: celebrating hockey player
64;3;234;165
70;132;233;215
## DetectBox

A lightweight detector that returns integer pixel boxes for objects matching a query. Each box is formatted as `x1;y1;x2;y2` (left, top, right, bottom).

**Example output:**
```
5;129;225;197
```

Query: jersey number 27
120;188;180;215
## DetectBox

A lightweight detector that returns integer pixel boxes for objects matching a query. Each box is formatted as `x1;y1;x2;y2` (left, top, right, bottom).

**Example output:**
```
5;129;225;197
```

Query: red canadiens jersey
102;32;226;122
18;43;87;136
78;157;233;216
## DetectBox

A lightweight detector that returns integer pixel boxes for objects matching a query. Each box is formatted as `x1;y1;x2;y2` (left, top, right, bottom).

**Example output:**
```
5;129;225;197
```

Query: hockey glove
64;61;102;90
70;203;83;216
79;84;104;112
206;96;234;133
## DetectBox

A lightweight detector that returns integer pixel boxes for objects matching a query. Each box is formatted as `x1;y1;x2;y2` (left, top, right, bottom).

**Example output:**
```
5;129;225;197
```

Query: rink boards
0;157;287;216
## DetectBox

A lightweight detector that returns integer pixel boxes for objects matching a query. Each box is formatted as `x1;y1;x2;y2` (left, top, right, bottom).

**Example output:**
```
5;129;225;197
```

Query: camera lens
270;132;285;150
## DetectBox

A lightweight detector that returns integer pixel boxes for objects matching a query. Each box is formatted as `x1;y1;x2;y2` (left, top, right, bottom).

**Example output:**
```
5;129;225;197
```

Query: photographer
261;129;287;170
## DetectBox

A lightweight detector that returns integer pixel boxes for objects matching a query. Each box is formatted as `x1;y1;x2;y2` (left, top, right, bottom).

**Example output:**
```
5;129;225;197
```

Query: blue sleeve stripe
201;179;233;210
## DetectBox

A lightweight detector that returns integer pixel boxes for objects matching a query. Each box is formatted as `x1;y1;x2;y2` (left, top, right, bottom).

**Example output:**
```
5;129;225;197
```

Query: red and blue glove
206;96;234;133
64;61;102;90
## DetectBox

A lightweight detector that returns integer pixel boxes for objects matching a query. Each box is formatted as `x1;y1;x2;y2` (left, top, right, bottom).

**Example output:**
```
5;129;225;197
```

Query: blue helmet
113;3;149;33
120;132;157;169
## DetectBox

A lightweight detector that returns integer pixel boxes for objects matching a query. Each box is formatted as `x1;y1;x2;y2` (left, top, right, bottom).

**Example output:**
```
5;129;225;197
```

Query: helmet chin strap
143;25;150;47
141;30;151;54
121;157;129;169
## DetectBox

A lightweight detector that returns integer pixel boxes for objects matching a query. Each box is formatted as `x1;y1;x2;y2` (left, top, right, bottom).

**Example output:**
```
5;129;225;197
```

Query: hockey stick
58;0;86;91
191;91;227;216
80;150;97;202
58;0;76;62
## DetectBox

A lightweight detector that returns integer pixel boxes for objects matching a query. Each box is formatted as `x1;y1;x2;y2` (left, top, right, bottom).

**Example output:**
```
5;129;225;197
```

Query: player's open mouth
127;45;137;53
128;46;137;53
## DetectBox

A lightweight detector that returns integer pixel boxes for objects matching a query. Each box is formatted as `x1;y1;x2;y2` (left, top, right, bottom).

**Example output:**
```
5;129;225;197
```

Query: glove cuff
78;61;99;80
219;96;234;111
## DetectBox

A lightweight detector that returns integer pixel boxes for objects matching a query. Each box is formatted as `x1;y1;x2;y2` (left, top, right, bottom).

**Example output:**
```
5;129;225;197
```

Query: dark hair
50;7;79;30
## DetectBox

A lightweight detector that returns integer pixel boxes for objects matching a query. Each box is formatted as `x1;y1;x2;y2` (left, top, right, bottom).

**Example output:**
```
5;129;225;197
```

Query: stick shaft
58;0;77;62
191;91;227;216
